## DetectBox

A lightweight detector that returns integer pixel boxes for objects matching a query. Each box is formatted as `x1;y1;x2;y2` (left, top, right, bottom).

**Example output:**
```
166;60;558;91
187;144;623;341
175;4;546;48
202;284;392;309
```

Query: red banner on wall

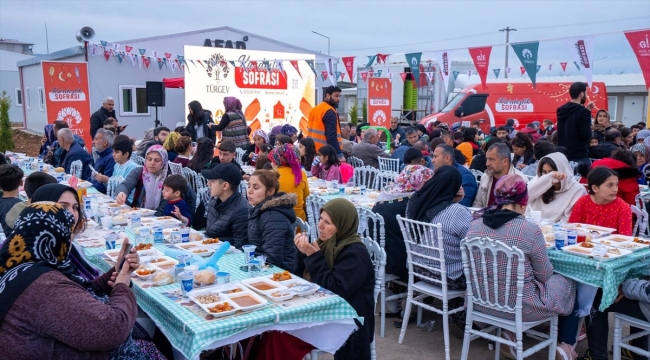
41;61;92;147
468;46;492;89
367;78;391;127
625;29;650;90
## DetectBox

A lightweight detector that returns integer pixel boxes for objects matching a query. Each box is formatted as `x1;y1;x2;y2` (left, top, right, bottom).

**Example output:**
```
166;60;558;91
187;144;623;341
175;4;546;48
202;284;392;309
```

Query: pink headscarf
268;144;303;186
388;165;434;193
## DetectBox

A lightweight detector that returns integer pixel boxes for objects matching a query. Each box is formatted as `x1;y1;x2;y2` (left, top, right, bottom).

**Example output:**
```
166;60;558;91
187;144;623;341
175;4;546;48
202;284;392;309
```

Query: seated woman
466;175;577;359
311;145;342;182
630;143;650;185
268;144;309;221
455;127;480;166
569;166;633;235
244;130;269;166
172;135;193;167
527;152;587;222
406;165;472;290
162;131;180;162
115;145;196;214
299;138;316;173
187;137;215;174
294;198;375;360
246;170;297;270
0;202;152;358
372;165;434;281
511;132;535;170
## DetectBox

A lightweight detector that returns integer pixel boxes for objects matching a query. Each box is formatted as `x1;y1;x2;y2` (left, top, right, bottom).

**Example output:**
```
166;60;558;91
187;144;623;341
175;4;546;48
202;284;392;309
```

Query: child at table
310;145;342;182
0;164;24;237
569;166;632;235
161;175;192;226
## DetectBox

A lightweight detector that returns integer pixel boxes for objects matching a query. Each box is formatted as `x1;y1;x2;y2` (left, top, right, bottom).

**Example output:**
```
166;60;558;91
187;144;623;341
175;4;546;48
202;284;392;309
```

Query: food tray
190;247;216;258
225;290;268;312
241;277;286;295
134;265;158;280
144;255;178;266
564;223;616;236
175;240;234;253
277;277;320;297
187;288;238;318
562;244;632;261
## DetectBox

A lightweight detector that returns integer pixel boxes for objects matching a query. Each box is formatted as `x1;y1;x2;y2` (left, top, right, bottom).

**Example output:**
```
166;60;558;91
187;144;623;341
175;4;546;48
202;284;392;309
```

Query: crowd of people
0;82;649;360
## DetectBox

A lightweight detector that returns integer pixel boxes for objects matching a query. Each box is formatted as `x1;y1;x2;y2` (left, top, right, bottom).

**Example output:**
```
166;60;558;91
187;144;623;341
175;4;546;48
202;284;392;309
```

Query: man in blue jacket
89;128;116;194
432;144;477;206
57;128;93;180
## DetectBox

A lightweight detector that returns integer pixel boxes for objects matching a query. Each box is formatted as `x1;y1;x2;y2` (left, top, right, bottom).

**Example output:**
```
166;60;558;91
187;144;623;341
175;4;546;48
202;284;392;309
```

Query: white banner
564;36;596;87
433;50;453;92
184;46;315;135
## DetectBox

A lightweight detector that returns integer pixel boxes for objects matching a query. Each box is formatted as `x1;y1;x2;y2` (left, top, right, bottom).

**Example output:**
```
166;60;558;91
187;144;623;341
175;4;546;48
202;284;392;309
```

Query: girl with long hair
186;100;216;144
311;145;342;181
187;137;216;173
511;132;535;169
299;137;316;172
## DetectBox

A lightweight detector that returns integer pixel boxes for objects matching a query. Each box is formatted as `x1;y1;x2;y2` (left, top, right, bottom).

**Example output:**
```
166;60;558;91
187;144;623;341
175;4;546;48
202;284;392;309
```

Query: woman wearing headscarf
294;198;375;360
281;124;299;143
0;202;150;358
372;165;434;282
406;166;472;290
136;127;155;155
269;125;283;146
268;144;310;221
631;143;650;185
39;124;56;158
244;129;269;166
466;174;577;359
526;152;587;222
211;96;249;150
162;131;180;162
31;183;100;281
115;145;196;214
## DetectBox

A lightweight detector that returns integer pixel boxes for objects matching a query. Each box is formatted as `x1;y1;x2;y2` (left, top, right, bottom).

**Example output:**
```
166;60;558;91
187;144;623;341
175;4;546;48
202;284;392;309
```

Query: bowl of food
135;266;157;280
192;248;215;257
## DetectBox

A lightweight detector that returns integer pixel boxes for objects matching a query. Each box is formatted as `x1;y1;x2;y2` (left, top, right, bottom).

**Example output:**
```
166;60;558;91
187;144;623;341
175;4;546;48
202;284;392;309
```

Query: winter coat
90;106;117;139
589;141;621;159
591;123;611;143
115;166;197;214
587;158;640;205
247;193;297;270
556;102;592;161
185;112;216;144
51;135;86;167
520;127;542;143
205;192;251;249
62;142;93;180
89;147;115;194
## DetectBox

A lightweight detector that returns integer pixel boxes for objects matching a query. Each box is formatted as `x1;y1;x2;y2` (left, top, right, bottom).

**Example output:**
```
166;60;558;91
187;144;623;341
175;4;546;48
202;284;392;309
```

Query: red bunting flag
360;72;368;82
560;62;568;72
468;46;492;89
104;50;111;61
520;66;526;75
321;70;328;80
289;60;301;78
143;57;151;69
164;53;172;59
377;53;389;64
625;29;650;90
341;56;355;85
125;46;133;53
399;73;407;82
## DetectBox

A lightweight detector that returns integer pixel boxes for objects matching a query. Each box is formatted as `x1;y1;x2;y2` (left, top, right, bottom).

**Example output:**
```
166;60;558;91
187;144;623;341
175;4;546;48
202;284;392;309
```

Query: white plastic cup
242;245;256;264
101;216;112;230
180;228;191;243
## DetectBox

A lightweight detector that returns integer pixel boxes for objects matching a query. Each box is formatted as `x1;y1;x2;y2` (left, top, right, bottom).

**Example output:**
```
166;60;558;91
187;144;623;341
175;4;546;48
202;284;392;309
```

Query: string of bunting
89;28;650;90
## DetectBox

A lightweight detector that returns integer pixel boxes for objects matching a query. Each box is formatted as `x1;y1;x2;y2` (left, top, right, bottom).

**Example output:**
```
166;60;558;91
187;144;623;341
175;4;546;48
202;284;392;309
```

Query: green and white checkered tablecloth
84;243;360;359
548;248;650;311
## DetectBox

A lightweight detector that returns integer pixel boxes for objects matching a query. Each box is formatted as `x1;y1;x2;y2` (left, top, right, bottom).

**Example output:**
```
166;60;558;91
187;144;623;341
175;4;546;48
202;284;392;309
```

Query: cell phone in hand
117;243;132;271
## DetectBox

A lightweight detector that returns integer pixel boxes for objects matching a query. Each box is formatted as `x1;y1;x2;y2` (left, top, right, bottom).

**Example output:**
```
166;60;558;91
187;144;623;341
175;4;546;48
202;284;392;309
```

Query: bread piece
193;270;216;286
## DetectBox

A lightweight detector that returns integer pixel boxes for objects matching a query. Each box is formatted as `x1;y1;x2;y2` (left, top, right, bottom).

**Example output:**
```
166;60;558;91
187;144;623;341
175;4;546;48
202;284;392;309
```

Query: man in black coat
557;82;596;163
201;163;250;249
90;97;117;138
590;129;623;159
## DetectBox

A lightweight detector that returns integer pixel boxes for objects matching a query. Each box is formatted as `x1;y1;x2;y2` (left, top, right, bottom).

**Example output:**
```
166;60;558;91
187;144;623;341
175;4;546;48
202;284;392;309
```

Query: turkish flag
625;29;650;90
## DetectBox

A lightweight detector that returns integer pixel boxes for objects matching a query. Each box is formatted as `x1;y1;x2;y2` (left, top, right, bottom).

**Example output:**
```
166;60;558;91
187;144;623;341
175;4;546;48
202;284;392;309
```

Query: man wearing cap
202;163;251;249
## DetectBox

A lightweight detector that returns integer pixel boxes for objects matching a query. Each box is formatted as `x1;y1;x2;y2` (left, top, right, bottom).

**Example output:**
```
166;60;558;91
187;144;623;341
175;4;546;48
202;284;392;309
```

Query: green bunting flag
511;41;540;87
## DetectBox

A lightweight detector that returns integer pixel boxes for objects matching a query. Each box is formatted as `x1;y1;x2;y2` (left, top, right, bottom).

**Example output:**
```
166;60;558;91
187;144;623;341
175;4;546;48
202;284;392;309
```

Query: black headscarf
32;184;100;281
0;202;79;322
406;165;462;222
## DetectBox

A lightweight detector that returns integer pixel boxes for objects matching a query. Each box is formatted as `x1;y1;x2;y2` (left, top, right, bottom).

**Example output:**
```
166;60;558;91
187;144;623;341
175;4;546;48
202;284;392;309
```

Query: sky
1;0;649;77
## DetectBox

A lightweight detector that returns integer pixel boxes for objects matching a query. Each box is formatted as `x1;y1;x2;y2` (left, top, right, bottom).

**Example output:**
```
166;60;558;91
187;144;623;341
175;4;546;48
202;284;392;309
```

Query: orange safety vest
307;102;343;151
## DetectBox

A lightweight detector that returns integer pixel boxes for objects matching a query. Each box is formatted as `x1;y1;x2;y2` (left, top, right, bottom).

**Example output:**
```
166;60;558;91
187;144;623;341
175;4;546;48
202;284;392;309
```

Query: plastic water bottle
152;226;164;244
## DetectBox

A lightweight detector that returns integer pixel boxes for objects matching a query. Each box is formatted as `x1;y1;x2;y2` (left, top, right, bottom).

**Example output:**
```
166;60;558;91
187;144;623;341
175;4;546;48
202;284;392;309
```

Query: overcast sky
1;0;649;76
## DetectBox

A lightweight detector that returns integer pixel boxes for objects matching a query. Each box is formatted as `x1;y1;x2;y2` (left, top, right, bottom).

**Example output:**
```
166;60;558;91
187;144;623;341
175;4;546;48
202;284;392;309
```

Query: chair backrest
362;236;386;306
196;187;211;212
106;176;124;197
632;205;648;236
396;216;450;289
348;156;365;169
132;155;145;166
378;157;400;174
70;160;82;178
460;236;526;317
292;217;310;236
180;167;199;192
469;169;483;184
358;207;386;248
239;180;248;198
168;161;182;175
353;166;379;189
374;171;398;191
306;194;328;239
235;148;246;166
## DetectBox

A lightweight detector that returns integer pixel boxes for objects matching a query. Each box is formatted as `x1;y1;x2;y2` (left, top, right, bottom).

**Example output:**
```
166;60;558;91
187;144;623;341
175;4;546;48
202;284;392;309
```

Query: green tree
361;98;368;123
0;91;14;152
348;99;359;125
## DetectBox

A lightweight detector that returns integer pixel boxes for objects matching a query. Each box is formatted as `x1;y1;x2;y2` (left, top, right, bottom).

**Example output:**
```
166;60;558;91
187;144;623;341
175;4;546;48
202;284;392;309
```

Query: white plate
562;244;632;261
191;247;216;258
134;265;158;280
279;278;320;297
187;288;237;317
144;256;178;266
224;290;268;312
241;277;287;297
564;223;616;236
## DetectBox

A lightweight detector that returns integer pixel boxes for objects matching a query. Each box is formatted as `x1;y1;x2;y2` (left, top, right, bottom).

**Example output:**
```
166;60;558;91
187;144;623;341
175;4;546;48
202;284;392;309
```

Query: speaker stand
154;106;161;128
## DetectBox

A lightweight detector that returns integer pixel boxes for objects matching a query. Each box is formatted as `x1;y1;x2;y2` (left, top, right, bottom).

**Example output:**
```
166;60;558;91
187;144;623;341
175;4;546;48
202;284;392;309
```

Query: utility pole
45;23;50;54
499;26;516;79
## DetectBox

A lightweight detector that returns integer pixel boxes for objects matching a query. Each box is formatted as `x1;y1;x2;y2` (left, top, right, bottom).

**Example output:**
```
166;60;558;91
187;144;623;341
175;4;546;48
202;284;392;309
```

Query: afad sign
367;78;391;127
41;61;92;148
495;97;534;113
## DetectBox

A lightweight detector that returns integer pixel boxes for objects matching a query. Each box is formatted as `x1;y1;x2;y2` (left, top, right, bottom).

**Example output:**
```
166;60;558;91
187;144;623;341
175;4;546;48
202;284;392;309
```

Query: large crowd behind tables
0;83;649;359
